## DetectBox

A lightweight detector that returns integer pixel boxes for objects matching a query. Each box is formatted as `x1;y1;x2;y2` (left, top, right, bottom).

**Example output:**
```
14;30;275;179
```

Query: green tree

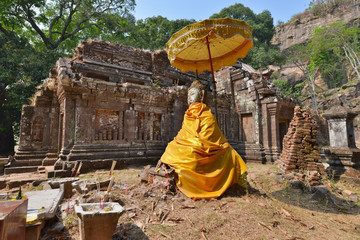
113;16;196;50
0;0;135;51
308;21;360;83
0;33;59;155
287;44;318;112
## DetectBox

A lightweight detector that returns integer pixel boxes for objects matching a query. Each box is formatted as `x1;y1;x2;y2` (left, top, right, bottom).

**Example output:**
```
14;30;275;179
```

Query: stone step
4;166;39;175
10;159;43;167
37;166;46;174
47;170;71;178
42;158;57;166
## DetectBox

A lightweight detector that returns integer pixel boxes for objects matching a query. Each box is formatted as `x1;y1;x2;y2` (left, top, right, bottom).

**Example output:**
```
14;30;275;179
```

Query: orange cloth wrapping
160;102;248;199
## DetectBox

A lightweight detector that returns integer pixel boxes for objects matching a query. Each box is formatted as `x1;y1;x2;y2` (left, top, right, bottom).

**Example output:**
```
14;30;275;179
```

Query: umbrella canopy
166;17;253;74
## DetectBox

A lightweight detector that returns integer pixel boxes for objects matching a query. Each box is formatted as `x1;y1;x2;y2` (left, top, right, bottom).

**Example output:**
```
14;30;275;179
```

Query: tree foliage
0;0;135;51
286;44;318;112
308;21;360;85
114;16;196;50
0;32;59;154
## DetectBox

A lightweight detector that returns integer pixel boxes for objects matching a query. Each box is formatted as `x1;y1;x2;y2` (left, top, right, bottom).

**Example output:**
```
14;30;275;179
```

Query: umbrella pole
206;36;218;121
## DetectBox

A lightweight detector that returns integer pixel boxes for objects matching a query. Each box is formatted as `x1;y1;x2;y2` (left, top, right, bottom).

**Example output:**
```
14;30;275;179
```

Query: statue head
187;80;206;105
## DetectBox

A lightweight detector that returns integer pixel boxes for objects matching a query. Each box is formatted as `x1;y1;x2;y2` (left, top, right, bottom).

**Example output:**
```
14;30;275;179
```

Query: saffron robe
160;102;248;199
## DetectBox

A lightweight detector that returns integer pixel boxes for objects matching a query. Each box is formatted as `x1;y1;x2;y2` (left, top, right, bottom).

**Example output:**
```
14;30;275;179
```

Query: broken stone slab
75;202;124;240
48;177;79;197
0;193;10;200
72;178;111;194
25;184;64;221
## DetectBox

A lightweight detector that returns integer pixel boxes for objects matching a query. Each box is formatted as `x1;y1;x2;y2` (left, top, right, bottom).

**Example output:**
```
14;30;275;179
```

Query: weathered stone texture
321;105;360;178
276;106;324;185
10;40;231;174
12;39;298;174
272;1;360;51
216;64;297;163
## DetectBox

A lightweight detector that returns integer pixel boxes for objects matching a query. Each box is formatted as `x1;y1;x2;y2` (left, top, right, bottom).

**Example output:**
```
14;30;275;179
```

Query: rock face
276;106;325;185
272;1;360;51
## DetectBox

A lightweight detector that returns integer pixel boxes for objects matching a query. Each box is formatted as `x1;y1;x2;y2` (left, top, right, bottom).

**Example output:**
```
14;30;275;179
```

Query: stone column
268;103;280;149
59;97;76;158
124;109;137;142
43;95;60;165
75;97;92;144
18;105;35;150
261;102;270;149
265;102;281;162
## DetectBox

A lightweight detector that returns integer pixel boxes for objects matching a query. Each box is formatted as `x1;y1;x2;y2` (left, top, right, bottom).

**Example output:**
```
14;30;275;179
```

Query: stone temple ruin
6;39;297;176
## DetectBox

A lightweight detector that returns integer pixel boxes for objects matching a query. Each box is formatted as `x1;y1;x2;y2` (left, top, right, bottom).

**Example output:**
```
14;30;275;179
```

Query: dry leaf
258;221;272;231
281;208;291;217
278;225;287;234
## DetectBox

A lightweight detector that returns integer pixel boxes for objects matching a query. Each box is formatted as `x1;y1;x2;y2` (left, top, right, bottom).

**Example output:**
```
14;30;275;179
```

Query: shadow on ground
112;223;149;240
271;185;360;215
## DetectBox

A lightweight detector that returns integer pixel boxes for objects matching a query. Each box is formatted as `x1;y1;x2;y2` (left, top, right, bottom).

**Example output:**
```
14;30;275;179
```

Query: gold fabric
166;17;253;74
160;102;248;199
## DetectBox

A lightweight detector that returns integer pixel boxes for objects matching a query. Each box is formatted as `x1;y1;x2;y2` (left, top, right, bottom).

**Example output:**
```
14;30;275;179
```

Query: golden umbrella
166;17;253;119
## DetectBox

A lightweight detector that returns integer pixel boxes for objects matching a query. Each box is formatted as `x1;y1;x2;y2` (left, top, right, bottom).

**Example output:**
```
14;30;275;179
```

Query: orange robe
160;102;248;199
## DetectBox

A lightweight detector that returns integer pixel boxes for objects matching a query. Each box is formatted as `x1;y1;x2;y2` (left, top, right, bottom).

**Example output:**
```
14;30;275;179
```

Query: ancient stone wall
11;40;233;174
215;65;297;163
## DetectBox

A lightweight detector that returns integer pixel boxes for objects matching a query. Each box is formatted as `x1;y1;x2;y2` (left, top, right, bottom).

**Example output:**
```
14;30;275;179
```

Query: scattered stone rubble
276;106;325;185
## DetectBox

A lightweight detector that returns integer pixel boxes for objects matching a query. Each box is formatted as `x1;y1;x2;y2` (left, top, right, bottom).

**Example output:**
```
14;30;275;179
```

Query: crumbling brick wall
276;106;325;185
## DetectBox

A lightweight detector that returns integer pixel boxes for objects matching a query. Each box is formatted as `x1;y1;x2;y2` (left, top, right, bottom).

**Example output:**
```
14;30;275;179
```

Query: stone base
235;143;266;163
64;143;166;162
322;147;360;170
264;147;281;163
322;147;360;179
75;202;124;240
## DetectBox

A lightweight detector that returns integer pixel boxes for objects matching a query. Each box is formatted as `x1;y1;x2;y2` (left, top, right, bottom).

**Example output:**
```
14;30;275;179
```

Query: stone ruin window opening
137;112;162;141
85;72;110;82
94;109;124;141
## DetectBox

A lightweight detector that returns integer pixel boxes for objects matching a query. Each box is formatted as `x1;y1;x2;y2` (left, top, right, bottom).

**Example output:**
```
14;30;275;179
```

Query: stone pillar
59;97;76;158
172;97;185;139
264;102;281;162
18;105;35;150
262;102;270;149
124;109;137;142
268;103;280;149
43;95;60;165
75;97;92;144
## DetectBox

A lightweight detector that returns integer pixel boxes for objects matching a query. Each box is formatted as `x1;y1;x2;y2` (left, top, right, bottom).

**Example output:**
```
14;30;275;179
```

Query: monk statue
160;80;248;199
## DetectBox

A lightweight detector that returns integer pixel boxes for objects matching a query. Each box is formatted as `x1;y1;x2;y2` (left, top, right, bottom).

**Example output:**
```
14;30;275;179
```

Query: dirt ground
3;162;360;240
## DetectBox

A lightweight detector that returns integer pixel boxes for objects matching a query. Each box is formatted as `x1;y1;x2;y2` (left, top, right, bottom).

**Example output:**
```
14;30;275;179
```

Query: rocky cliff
272;0;360;51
